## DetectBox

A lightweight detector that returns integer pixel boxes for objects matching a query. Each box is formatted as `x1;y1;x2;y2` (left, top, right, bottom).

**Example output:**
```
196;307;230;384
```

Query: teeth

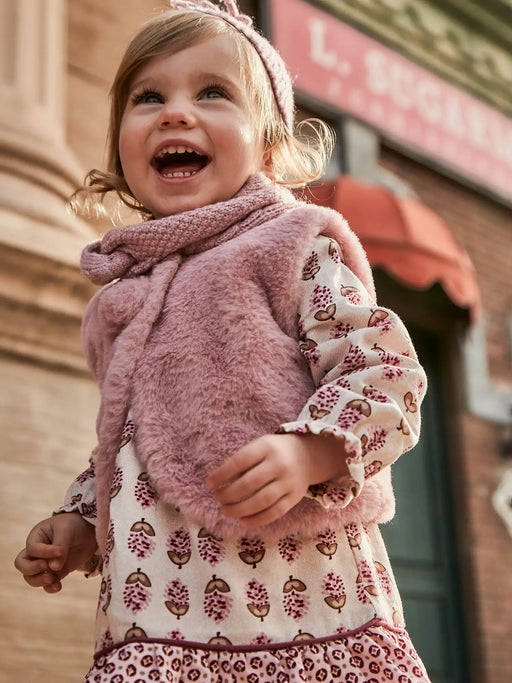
161;170;198;178
156;145;197;157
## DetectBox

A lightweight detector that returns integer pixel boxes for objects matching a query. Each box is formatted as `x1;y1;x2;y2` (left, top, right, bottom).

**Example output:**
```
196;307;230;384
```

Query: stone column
1;5;98;679
0;0;85;216
0;0;95;367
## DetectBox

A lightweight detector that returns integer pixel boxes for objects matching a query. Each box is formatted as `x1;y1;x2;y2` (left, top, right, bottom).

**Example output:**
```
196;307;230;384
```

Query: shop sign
270;0;512;200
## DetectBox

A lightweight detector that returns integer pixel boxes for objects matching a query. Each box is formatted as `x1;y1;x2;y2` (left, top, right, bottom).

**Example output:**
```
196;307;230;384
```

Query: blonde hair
72;9;334;218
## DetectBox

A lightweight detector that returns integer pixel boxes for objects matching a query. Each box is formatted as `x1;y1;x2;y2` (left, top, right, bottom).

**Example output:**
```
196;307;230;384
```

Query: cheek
235;122;266;169
118;127;132;166
118;132;141;183
118;115;142;163
238;120;256;145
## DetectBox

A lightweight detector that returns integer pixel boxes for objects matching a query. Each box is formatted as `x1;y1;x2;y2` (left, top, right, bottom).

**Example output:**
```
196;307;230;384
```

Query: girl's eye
200;85;229;100
132;89;163;105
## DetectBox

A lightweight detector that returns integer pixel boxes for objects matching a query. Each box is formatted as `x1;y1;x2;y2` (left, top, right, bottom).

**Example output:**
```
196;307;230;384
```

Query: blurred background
1;1;511;681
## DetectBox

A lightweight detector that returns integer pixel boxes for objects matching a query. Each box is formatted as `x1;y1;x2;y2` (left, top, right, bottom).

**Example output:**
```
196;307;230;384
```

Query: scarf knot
80;174;295;286
81;242;136;285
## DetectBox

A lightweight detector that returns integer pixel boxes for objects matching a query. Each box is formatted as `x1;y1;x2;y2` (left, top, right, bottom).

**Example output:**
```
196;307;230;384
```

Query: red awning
308;175;480;321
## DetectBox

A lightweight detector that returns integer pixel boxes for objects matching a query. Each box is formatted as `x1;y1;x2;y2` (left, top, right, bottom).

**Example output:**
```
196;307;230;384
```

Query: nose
157;97;196;129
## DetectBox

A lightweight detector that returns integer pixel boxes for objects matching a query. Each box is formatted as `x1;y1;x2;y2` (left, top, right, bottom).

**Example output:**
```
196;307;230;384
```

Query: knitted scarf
82;174;295;285
81;174;297;550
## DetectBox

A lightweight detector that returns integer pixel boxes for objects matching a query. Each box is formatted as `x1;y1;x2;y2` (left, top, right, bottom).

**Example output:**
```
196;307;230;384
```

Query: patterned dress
58;236;430;682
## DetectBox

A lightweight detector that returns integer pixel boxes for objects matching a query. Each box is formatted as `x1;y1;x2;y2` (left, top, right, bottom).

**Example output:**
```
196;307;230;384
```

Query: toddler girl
15;1;431;681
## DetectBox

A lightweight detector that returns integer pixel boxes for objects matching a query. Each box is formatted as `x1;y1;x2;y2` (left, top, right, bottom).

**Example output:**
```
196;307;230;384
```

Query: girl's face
118;34;268;217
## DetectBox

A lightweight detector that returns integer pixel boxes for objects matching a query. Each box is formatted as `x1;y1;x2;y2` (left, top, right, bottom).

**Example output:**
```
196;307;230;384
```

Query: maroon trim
94;618;404;660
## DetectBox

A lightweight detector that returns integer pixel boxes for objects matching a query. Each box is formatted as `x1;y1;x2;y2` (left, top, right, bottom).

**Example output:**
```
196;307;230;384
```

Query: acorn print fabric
279;237;426;511
83;437;429;681
88;436;405;651
58;236;429;681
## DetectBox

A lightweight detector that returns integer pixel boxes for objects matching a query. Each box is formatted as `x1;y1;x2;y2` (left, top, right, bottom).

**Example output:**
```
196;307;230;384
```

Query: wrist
295;432;349;485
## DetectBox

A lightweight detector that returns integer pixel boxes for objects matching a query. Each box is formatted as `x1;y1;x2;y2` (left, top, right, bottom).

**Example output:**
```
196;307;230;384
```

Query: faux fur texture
80;174;393;553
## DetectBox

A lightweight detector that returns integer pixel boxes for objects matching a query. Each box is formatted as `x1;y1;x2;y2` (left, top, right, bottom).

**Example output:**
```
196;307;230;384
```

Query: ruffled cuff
53;462;97;525
278;420;364;510
53;499;98;526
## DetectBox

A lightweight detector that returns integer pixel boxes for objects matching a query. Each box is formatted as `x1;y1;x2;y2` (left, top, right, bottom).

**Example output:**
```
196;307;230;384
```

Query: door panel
381;331;468;683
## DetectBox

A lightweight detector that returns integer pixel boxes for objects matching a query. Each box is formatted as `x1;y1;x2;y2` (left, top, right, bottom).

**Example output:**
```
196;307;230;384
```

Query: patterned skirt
85;624;430;682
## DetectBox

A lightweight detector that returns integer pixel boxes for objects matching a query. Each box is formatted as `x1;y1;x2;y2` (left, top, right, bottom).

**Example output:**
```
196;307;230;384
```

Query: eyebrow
129;76;157;93
129;70;241;94
199;72;235;83
197;72;243;95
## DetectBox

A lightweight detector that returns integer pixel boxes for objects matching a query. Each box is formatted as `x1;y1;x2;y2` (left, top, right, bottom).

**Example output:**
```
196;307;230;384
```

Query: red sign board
270;0;512;200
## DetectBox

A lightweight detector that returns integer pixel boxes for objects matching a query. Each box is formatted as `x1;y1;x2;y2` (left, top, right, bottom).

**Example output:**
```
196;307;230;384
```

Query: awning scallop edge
308;175;480;322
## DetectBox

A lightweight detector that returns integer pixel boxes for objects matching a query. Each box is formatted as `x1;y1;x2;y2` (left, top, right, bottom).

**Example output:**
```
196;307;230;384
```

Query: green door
381;330;469;683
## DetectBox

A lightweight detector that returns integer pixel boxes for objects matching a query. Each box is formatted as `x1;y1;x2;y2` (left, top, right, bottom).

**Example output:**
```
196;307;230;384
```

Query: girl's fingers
207;436;292;496
19;550;64;591
25;540;63;561
206;448;262;490
220;480;289;519
239;494;295;529
212;461;275;506
14;543;65;588
14;549;50;575
19;558;52;577
43;578;62;594
208;435;308;526
23;569;60;589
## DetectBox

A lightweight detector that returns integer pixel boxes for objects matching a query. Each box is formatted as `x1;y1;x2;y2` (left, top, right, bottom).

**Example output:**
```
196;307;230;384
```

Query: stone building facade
1;1;511;682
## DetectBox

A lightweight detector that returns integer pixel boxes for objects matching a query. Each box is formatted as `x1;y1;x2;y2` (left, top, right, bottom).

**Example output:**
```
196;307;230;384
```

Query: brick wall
380;146;512;683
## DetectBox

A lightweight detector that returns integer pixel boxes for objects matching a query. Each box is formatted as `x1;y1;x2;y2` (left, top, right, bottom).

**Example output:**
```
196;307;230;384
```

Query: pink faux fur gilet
81;175;394;553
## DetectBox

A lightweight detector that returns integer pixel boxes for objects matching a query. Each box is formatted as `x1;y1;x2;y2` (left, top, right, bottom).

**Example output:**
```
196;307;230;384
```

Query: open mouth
152;145;209;178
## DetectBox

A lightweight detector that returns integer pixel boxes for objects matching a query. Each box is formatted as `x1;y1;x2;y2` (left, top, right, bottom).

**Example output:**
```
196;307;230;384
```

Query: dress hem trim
93;617;402;660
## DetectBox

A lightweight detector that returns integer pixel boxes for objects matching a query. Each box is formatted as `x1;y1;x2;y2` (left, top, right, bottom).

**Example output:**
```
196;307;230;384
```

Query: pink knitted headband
169;0;295;130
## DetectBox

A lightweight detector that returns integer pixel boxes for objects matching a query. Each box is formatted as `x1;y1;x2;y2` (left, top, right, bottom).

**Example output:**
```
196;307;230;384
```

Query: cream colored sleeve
279;235;427;509
54;454;97;526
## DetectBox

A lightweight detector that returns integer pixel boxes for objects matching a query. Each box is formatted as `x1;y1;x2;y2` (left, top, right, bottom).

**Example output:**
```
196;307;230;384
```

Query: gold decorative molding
314;0;512;116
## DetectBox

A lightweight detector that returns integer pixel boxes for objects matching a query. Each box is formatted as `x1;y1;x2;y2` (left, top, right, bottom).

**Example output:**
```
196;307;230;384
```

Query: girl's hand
14;512;98;593
206;433;348;529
